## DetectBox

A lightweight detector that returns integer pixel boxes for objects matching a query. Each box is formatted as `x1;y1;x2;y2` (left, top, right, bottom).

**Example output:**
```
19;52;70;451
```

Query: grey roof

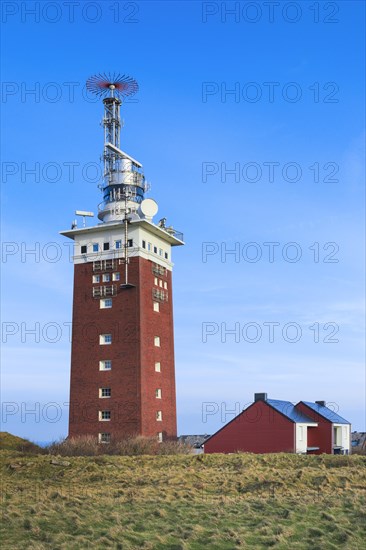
300;401;350;424
267;399;317;424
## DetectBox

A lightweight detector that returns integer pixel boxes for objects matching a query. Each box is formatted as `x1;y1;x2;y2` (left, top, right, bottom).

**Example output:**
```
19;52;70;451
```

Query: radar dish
86;72;139;99
140;198;158;218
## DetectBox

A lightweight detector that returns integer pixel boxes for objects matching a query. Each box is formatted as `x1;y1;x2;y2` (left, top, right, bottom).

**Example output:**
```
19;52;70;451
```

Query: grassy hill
1;449;365;549
0;432;43;453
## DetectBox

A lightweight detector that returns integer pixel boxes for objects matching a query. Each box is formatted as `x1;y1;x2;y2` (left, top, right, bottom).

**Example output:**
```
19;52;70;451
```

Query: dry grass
47;435;192;456
1;450;365;549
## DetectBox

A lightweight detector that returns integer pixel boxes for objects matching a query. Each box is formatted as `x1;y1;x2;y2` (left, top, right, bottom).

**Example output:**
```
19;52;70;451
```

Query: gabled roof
267;399;317;424
299;401;350;424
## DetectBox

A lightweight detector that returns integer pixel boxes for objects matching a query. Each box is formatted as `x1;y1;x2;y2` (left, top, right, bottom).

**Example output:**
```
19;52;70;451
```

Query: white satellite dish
140;198;158;218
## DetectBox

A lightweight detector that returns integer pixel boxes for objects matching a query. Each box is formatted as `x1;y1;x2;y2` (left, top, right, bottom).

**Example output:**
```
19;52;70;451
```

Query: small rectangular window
154;246;158;254
155;389;162;399
159;280;163;288
155;362;161;372
164;252;168;260
154;277;158;286
93;243;99;252
128;239;133;247
99;433;111;444
157;432;163;443
103;242;110;251
99;410;111;421
148;243;152;251
81;245;87;254
100;360;112;370
142;240;146;249
102;273;110;282
163;282;168;289
100;334;112;345
159;248;163;256
156;411;162;421
99;388;111;398
154;336;160;347
115;240;122;249
93;275;100;283
100;298;112;309
153;302;159;312
112;272;120;281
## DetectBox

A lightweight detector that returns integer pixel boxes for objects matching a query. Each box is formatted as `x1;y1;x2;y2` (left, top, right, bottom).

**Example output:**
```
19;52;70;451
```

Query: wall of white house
333;423;351;454
295;423;310;453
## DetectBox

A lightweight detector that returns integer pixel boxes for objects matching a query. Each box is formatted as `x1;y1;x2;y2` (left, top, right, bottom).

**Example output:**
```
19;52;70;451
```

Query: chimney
315;400;326;407
254;393;267;402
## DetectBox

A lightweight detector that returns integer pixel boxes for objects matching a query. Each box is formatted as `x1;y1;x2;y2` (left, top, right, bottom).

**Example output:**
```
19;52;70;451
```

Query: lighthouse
60;73;183;443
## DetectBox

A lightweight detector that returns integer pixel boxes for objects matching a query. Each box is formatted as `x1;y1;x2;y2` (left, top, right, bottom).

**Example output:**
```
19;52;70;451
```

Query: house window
99;388;111;398
102;273;110;282
153;302;159;312
99;360;112;370
99;433;111;444
93;275;100;283
100;298;112;309
153;246;157;254
156;411;162;421
155;362;161;372
155;389;162;399
164;252;168;260
157;432;163;443
103;242;110;251
115;240;122;249
99;410;111;421
112;272;120;281
154;277;158;286
142;240;146;249
100;334;112;345
93;243;99;252
154;336;160;347
163;282;168;290
81;245;87;254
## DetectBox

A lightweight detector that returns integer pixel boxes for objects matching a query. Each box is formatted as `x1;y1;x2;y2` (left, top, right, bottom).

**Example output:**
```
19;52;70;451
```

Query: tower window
112;272;120;281
100;334;112;345
155;389;162;399
115;240;122;249
102;273;110;282
100;360;112;370
154;246;157;254
159;248;163;256
154;277;158;286
128;239;133;247
148;243;152;251
159;280;163;288
81;245;87;254
156;411;162;421
100;298;112;309
142;240;146;249
99;410;111;421
155;362;161;372
99;388;111;398
99;433;111;444
164;282;168;290
153;302;160;312
154;336;160;347
165;252;168;260
157;432;163;443
103;242;110;251
93;275;100;283
93;243;99;252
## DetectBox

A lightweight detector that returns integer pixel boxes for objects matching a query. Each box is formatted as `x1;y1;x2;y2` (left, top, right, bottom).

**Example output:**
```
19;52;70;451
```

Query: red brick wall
296;403;332;454
68;255;177;441
204;401;295;454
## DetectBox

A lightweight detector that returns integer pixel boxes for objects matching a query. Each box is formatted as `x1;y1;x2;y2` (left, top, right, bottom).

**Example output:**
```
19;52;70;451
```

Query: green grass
1;450;365;549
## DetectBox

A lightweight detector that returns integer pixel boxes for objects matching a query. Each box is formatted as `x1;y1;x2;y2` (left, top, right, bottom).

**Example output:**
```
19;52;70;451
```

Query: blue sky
1;1;365;441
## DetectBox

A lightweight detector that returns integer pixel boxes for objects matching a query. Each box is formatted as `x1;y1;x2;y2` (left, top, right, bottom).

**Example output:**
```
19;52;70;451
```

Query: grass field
1;441;365;550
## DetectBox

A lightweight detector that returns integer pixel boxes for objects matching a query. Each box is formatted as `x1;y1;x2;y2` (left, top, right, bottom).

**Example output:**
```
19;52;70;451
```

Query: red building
203;393;351;455
61;75;183;443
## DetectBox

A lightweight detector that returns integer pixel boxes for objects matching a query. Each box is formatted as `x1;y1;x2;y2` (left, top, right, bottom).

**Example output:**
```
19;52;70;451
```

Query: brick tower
61;74;183;443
